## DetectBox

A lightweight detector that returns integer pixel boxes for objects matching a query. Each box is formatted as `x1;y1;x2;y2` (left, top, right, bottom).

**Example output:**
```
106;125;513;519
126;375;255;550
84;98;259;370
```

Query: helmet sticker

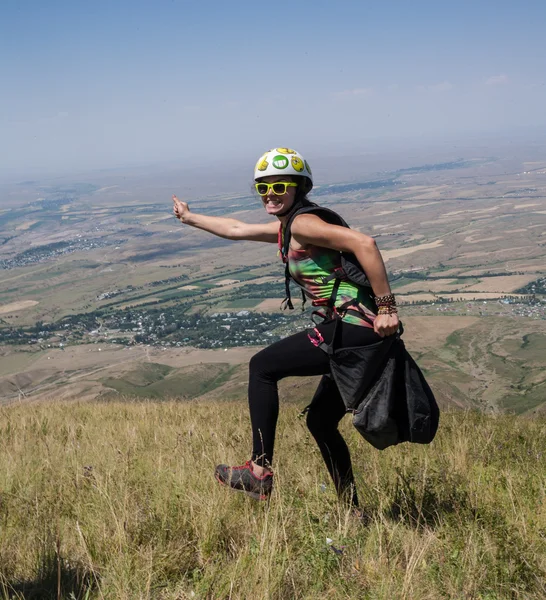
256;155;269;171
254;148;313;187
272;155;289;169
291;156;304;172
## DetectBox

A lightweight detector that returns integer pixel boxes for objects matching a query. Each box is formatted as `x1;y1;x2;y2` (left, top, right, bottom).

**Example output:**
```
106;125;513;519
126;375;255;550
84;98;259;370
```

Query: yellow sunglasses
255;181;298;196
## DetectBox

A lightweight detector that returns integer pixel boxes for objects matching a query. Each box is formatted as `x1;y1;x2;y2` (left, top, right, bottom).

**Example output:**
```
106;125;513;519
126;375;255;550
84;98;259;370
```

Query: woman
172;148;399;507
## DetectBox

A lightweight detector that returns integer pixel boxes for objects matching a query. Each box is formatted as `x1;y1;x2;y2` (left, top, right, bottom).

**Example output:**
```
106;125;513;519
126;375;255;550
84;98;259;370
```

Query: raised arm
172;195;278;243
291;213;399;336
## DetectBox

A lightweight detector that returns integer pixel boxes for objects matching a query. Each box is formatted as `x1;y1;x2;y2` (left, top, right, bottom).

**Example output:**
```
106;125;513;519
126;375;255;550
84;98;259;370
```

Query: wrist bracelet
377;305;398;315
374;293;396;307
377;303;398;313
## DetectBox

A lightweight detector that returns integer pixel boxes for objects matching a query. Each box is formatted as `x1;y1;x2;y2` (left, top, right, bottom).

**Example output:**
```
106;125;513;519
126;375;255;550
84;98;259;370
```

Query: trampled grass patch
0;402;544;599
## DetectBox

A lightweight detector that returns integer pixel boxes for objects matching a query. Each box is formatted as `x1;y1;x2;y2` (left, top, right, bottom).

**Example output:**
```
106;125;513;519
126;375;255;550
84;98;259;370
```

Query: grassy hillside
101;363;239;400
0;401;544;599
409;318;546;414
3;316;545;414
94;316;546;414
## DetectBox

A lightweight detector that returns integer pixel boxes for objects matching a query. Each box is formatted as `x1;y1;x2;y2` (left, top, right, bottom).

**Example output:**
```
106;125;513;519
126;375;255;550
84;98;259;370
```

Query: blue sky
1;0;545;176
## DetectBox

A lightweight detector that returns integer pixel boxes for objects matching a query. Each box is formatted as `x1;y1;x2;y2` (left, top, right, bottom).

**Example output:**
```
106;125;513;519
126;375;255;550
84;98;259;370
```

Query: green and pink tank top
285;244;377;328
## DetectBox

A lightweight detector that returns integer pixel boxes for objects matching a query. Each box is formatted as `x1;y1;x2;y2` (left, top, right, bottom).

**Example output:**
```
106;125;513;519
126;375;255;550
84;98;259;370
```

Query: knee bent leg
249;349;278;382
306;408;334;439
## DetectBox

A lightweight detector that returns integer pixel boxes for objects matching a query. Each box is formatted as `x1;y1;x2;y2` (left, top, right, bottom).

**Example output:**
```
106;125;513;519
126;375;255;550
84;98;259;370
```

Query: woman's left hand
374;313;399;337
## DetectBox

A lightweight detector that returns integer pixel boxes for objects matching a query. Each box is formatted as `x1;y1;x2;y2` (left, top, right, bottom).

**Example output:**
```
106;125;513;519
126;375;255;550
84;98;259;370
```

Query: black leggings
248;319;381;505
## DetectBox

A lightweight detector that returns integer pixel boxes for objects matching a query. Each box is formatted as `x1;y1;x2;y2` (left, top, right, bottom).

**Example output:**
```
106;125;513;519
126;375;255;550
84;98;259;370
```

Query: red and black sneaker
215;460;273;500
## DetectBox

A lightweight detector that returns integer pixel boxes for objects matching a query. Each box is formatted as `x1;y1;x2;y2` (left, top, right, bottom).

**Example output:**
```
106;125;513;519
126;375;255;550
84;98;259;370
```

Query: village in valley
1;150;546;410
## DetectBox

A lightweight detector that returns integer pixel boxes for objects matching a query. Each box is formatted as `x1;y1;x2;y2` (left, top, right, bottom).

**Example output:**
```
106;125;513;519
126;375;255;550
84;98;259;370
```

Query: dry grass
253;299;286;312
395;275;537;295
0;301;39;315
398;293;439;303
0;401;544;599
0;345;260;402
438;292;528;301
382;240;444;262
394;279;461;294
400;316;479;350
462;275;538;293
14;221;39;231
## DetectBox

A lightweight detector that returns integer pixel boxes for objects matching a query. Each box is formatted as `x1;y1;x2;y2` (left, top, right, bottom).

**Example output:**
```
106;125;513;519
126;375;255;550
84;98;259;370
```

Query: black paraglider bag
311;321;439;450
349;336;439;449
399;343;440;444
328;336;395;411
350;344;401;450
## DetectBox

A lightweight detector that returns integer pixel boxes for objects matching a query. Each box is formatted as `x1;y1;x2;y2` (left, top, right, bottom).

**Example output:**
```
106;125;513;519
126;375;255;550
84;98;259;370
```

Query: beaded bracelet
374;293;396;307
377;305;398;315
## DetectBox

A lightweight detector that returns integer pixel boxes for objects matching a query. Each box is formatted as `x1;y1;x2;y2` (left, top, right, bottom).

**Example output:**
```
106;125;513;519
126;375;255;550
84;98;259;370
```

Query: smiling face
257;175;298;217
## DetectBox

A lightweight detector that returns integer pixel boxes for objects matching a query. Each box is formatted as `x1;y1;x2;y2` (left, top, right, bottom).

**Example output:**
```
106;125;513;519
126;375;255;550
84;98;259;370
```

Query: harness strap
320;266;347;284
306;324;334;356
280;223;356;316
328;278;342;311
338;301;376;327
281;263;294;310
281;255;307;312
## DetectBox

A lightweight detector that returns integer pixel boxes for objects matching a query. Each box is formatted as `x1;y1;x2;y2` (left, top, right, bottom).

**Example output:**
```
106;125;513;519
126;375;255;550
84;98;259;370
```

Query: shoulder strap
280;204;372;313
281;204;347;259
280;204;343;312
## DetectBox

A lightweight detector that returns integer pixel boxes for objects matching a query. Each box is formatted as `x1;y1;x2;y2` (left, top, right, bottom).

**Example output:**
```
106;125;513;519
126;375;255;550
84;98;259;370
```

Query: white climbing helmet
254;148;313;191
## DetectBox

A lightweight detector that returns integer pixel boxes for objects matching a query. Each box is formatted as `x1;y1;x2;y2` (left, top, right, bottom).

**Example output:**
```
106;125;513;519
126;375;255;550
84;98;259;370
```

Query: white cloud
416;81;454;93
485;74;509;86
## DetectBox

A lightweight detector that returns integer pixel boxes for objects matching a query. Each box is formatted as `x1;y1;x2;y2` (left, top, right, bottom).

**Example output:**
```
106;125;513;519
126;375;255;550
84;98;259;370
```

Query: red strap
277;225;287;263
307;327;325;347
312;298;329;307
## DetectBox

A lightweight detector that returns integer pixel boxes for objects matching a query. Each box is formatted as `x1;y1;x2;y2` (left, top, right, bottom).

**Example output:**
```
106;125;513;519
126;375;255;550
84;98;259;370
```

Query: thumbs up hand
172;195;190;223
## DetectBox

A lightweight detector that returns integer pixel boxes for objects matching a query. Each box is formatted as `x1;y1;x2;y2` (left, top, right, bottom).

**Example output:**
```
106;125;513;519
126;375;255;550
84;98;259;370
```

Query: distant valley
1;145;545;412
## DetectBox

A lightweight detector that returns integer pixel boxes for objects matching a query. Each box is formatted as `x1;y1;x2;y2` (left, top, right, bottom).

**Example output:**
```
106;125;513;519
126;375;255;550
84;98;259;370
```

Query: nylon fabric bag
312;320;439;451
352;349;401;450
401;343;440;444
328;336;395;411
351;337;439;450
